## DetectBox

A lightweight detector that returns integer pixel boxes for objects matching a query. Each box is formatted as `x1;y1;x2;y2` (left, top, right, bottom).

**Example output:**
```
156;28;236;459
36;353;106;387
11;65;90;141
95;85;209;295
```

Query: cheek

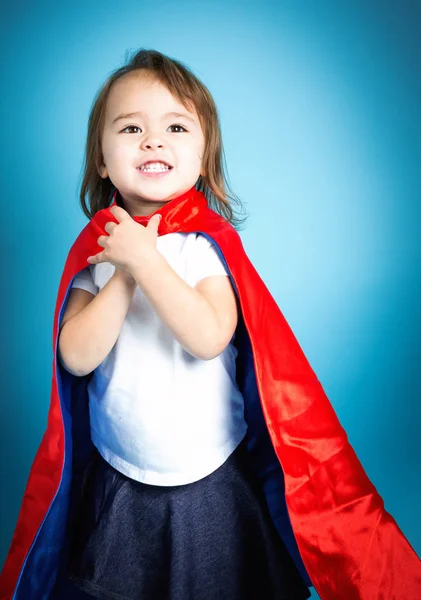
103;141;132;165
182;151;202;172
184;142;204;164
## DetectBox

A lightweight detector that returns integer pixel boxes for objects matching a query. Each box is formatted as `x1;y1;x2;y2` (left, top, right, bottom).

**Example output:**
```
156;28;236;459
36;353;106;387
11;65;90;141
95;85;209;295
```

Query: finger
110;205;132;223
105;221;117;234
87;251;106;264
97;235;108;248
147;213;162;233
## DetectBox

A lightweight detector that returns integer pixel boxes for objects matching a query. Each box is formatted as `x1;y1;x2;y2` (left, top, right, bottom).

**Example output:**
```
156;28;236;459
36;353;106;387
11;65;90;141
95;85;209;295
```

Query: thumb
148;213;162;231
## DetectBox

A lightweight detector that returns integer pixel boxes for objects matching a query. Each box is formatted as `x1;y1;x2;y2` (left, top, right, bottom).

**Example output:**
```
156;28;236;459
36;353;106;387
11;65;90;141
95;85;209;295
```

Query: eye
120;123;187;134
168;124;187;133
121;125;141;133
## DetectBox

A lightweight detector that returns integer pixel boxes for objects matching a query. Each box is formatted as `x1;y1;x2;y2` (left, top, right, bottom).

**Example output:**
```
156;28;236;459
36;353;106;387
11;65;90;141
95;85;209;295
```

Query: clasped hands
87;206;162;278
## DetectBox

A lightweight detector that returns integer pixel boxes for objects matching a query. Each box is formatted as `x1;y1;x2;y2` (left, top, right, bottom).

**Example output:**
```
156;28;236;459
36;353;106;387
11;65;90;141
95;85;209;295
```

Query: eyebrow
112;111;197;125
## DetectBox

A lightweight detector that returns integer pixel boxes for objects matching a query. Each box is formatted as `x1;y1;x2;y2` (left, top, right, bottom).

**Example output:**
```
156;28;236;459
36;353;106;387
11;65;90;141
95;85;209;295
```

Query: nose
140;132;164;150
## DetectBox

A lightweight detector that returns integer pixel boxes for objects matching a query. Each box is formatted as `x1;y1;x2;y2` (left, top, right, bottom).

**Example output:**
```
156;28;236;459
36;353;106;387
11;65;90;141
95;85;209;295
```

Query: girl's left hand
87;206;162;275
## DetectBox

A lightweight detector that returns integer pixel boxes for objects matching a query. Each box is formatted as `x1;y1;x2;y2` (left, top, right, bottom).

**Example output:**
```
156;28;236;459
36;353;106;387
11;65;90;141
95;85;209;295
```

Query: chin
139;185;191;202
121;186;170;202
138;190;176;202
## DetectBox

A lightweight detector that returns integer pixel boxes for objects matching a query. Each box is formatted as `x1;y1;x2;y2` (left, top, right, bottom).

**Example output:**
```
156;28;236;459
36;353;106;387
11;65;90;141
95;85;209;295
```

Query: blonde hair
79;48;248;230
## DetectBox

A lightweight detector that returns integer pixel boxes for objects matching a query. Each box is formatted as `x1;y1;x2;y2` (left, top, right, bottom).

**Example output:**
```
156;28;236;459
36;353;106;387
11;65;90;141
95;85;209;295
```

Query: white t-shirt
70;232;248;485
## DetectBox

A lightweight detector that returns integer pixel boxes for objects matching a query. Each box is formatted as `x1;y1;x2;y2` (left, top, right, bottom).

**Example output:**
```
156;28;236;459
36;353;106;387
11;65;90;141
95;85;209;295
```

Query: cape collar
109;185;208;232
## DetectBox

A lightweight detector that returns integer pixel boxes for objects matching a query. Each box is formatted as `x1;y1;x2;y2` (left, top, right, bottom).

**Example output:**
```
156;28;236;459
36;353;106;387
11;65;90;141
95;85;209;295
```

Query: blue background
1;1;420;596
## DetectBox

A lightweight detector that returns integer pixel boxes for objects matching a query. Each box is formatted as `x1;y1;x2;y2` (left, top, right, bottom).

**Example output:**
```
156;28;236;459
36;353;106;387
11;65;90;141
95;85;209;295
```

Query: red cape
1;186;420;599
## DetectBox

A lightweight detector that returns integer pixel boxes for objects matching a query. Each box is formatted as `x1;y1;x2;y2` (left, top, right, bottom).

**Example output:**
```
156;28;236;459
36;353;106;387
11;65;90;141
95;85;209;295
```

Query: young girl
54;48;312;600
2;48;420;600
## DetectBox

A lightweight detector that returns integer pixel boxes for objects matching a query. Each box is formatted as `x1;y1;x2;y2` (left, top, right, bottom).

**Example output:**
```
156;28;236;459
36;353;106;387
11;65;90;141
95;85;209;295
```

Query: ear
98;166;109;179
97;155;108;179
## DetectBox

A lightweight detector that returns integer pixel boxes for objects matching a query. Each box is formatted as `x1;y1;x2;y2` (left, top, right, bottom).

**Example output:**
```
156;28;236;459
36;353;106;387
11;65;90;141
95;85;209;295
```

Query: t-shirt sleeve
195;234;229;283
71;265;98;296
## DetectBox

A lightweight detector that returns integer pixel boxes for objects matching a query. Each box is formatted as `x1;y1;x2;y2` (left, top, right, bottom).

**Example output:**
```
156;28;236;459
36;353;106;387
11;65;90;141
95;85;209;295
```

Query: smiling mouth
137;163;173;172
136;165;174;178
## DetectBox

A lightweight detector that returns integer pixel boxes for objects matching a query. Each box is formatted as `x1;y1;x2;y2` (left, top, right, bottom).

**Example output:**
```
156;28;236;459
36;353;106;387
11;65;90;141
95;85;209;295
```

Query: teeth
140;162;170;172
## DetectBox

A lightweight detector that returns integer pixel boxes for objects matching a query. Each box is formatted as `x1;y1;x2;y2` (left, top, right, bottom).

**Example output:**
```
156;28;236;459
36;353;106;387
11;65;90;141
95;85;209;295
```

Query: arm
130;248;238;361
84;207;237;360
58;270;137;377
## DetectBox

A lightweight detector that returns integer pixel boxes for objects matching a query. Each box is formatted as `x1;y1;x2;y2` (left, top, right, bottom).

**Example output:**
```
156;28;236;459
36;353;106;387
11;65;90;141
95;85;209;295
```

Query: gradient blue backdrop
1;1;420;597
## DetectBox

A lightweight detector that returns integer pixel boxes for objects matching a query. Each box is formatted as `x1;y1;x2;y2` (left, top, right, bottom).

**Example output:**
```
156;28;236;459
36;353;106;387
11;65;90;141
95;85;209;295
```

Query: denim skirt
63;437;311;600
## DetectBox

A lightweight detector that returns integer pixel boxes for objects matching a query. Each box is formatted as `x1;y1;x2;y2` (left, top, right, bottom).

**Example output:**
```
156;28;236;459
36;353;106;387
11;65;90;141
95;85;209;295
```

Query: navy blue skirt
61;438;311;600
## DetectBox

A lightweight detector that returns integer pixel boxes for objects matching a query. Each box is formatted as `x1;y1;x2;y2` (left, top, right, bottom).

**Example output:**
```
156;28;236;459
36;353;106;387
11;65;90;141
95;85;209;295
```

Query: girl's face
98;71;206;216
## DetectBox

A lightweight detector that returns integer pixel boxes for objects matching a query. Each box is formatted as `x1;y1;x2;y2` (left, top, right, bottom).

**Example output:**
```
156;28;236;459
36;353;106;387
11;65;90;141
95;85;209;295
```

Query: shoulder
195;233;215;248
76;262;109;278
193;234;225;261
159;232;215;252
